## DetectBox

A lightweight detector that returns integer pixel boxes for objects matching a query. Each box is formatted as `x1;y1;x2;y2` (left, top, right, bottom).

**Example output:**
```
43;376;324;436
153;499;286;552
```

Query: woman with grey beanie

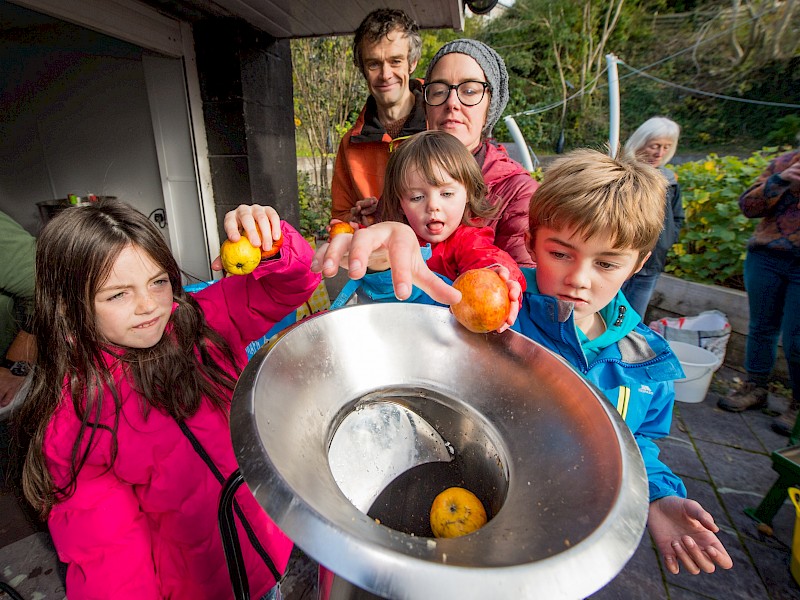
424;39;537;267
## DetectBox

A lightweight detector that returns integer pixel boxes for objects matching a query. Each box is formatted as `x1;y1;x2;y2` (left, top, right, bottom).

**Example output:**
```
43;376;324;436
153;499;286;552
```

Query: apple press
229;303;649;599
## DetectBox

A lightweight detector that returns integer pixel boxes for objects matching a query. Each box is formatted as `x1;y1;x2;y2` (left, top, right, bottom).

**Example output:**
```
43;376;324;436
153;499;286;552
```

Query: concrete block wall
192;19;299;238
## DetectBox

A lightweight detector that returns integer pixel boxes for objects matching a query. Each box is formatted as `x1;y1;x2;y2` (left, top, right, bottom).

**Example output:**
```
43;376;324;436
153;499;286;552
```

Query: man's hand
350;197;380;227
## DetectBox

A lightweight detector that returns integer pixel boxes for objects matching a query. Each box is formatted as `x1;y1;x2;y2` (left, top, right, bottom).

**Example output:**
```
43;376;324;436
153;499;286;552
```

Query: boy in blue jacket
312;148;732;576
511;149;731;576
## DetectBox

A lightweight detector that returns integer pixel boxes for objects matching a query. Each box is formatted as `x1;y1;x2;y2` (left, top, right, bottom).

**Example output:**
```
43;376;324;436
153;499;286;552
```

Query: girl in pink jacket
14;200;320;599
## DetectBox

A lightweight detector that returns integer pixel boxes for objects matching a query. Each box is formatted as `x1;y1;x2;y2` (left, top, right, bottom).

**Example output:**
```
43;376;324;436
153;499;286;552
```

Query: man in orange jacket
330;9;427;227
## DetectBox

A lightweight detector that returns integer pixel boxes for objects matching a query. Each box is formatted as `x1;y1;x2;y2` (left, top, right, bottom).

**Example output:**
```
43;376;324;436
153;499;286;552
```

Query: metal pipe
606;54;620;158
503;116;535;171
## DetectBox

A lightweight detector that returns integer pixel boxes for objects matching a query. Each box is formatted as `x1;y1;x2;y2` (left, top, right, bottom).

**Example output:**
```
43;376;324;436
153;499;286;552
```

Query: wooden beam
9;0;183;57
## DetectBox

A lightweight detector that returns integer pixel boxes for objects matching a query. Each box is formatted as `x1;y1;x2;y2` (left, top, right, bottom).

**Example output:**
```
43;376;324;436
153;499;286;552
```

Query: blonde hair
624;117;680;167
382;131;497;225
528;148;667;264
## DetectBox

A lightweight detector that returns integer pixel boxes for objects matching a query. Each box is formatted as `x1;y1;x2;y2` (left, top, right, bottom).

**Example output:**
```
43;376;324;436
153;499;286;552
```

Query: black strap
0;581;26;600
177;420;282;583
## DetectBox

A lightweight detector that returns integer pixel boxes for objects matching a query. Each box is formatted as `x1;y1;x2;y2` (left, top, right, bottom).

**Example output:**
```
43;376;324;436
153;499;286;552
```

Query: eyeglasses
423;81;491;107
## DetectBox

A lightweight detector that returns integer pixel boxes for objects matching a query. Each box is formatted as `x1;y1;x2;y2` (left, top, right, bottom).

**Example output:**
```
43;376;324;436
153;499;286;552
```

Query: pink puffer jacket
44;223;320;599
480;141;539;268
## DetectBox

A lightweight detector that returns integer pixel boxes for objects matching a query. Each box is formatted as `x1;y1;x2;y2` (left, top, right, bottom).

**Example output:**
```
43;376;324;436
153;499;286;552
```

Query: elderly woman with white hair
621;117;685;319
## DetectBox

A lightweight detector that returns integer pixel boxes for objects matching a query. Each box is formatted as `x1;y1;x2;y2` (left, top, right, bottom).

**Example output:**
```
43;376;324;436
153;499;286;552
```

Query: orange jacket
330;80;426;223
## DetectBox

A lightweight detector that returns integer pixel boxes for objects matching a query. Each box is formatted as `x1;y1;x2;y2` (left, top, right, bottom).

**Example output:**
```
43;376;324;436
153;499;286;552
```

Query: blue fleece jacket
512;268;687;502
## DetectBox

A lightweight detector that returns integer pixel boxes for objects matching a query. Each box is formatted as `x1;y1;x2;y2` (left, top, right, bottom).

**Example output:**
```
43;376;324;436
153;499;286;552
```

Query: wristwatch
1;358;31;377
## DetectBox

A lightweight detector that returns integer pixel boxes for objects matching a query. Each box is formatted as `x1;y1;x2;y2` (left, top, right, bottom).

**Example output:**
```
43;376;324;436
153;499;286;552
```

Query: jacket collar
518;268;674;367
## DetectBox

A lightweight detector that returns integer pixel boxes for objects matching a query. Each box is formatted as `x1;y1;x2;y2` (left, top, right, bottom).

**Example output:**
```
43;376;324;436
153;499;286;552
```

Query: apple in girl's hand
220;237;262;275
451;269;511;333
329;222;355;239
260;232;283;258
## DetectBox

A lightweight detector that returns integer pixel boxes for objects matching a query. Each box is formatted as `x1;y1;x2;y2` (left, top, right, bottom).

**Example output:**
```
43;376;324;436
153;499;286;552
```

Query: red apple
260;233;284;258
451;269;511;333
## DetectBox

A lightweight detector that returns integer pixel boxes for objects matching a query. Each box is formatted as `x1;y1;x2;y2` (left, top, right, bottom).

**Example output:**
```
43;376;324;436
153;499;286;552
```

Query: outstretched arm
648;495;733;575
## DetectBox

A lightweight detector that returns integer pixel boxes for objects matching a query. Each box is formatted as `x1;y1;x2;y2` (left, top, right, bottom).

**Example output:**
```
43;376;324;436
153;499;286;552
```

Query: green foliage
297;171;330;241
767;114;800;146
665;148;785;289
481;0;640;150
473;2;798;153
292;36;364;200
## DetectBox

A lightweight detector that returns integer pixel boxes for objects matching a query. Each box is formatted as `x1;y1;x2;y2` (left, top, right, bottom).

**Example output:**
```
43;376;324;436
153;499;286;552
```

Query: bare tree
291;36;364;200
542;0;625;112
696;0;798;70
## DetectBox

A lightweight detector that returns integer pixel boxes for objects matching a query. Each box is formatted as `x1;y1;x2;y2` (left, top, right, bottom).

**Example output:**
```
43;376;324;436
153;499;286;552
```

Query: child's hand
648;496;733;575
489;265;521;333
311;221;462;306
211;205;282;271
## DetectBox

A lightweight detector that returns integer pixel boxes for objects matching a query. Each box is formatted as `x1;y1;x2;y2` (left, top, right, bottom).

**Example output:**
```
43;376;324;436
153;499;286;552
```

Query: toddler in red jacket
325;130;524;331
382;130;525;290
14;200;319;599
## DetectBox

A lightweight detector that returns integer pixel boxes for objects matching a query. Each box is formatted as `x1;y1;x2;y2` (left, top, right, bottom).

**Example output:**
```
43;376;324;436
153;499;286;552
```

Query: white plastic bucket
670;341;721;403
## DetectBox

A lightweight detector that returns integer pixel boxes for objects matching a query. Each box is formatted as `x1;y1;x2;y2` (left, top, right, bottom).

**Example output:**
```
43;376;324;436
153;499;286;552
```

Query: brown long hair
381;130;498;226
13;200;239;517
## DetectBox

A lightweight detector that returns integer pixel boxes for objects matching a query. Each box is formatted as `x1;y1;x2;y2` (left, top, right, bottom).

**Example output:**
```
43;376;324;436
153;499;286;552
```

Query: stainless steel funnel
231;303;648;600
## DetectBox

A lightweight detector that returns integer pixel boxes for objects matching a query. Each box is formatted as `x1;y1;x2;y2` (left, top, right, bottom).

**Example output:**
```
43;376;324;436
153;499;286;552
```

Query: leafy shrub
766;115;800;146
297;170;330;241
666;148;785;289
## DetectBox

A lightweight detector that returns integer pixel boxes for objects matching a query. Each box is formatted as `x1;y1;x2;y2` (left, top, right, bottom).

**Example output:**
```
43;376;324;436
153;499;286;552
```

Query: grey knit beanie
425;39;509;138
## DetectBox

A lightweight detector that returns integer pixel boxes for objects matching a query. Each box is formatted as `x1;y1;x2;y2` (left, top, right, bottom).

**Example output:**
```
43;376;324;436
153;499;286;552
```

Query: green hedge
666;148;788;290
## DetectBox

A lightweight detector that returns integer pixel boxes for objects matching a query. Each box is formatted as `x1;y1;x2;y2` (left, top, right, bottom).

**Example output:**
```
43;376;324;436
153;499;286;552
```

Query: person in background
717;144;800;437
330;8;425;227
424;39;538;267
621;117;685;320
13;200;320;599
0;210;36;408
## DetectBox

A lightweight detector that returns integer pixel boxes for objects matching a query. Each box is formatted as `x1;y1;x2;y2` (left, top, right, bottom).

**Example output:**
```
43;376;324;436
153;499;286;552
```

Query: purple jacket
740;149;800;255
44;223;320;599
